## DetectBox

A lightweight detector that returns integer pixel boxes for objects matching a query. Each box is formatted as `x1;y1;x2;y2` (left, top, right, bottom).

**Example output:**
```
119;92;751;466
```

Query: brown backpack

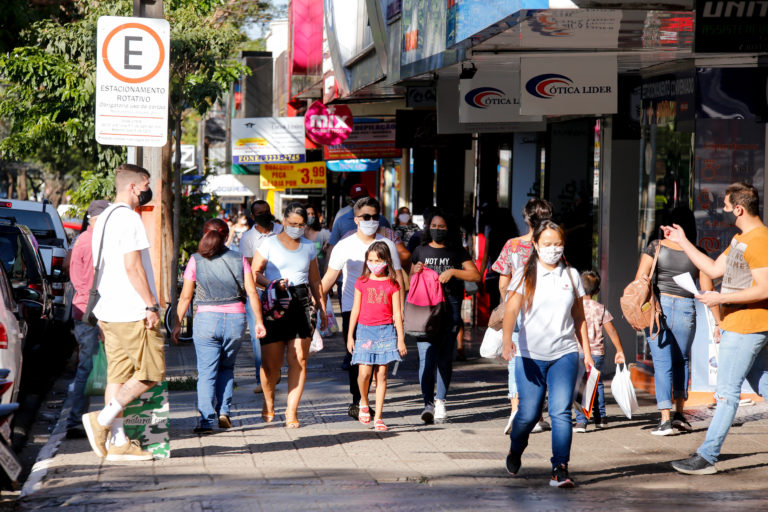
620;242;661;339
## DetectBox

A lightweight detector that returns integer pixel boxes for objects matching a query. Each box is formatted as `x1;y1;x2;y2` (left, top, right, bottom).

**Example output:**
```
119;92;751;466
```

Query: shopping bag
123;381;170;459
84;343;107;396
704;306;719;387
310;328;324;354
573;365;601;420
610;363;638;419
479;327;504;358
319;298;338;337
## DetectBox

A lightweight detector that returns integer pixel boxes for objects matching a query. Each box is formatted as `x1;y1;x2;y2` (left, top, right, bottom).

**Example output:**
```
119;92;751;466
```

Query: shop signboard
695;0;768;52
231;118;306;164
520;56;617;115
260;162;327;189
446;0;546;47
640;70;695;128
326;159;382;172
519;9;621;48
323;122;400;160
458;68;542;124
305;101;353;145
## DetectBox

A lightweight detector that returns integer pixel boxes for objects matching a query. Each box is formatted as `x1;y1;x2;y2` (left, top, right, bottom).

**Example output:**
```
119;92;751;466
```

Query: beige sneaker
105;440;154;462
81;412;109;458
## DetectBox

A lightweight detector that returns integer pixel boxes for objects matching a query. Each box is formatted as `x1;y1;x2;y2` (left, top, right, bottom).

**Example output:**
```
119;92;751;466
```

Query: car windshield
0;210;60;246
0;231;43;286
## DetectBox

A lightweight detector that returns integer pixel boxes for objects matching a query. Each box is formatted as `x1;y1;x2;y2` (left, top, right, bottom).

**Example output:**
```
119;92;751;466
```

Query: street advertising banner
123;381;170;458
446;0;547;47
458;68;542;124
323;122;400;160
696;0;768;52
95;16;170;147
305;101;353;146
260;162;327;190
519;9;621;48
520;56;617;115
231;118;306;164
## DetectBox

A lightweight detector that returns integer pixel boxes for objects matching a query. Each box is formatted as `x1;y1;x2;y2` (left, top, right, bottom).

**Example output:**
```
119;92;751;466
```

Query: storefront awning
202;174;261;197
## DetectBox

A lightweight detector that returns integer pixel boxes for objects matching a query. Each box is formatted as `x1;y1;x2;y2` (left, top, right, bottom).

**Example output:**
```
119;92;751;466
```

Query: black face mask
430;228;448;243
253;213;273;227
138;187;153;206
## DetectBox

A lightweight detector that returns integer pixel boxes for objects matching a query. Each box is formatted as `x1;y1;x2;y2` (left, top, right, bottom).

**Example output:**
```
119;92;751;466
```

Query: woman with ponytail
173;218;266;434
500;220;593;488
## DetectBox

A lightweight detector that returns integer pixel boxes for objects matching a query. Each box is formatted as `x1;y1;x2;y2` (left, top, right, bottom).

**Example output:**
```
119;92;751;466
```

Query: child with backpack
573;270;626;432
347;242;407;431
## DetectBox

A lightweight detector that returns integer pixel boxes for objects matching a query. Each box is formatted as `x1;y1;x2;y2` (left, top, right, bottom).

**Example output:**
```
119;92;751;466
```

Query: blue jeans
417;294;460;405
698;329;768;464
193;312;246;428
574;354;606;423
66;320;101;429
647;295;695;410
510;352;578;468
246;297;261;385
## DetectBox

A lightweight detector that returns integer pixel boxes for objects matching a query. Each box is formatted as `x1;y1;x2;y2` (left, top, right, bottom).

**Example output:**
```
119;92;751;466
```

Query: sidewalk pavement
16;325;768;511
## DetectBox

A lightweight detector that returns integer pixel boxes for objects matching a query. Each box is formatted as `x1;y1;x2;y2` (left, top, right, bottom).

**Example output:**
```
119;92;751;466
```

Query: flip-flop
374;419;387;432
359;406;371;425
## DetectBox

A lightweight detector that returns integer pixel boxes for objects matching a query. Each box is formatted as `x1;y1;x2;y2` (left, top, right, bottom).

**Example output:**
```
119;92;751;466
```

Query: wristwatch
146;303;160;313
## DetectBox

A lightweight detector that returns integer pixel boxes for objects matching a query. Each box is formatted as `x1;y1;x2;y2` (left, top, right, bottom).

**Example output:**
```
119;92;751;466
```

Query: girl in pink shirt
347;242;406;431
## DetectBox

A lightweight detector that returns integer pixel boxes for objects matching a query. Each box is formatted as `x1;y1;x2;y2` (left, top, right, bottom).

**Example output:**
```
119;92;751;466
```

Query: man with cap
65;199;110;439
329;184;391;246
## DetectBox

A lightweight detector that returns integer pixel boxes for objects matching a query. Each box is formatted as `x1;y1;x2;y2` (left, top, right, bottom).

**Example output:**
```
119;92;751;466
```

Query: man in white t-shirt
239;200;282;393
82;164;162;462
321;197;405;419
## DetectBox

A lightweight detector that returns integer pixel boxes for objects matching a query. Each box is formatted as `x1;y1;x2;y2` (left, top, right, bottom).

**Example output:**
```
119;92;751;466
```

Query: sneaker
503;411;517;435
651;420;674;436
218;415;231;429
66;427;87;439
672;412;692;432
421;404;435;424
347;403;359;421
549;464;575;488
193;426;214;435
531;418;550;433
434;399;446;420
595;417;608;429
505;450;521;475
573;422;586;433
105;439;154;462
670;454;717;475
82;412;109;458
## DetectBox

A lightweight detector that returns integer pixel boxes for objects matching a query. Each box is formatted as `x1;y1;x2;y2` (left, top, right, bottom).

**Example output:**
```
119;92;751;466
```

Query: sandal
285;420;300;429
359;406;371;425
261;403;275;423
374;419;388;432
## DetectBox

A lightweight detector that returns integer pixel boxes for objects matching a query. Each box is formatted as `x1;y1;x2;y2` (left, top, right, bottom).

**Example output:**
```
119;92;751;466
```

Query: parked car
0;200;70;323
0;264;28;444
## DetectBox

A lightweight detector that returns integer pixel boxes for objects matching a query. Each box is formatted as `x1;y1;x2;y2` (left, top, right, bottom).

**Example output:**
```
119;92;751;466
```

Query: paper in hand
673;273;700;296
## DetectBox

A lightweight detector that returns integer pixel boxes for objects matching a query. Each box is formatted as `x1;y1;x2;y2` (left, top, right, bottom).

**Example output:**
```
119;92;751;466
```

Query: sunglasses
358;213;380;221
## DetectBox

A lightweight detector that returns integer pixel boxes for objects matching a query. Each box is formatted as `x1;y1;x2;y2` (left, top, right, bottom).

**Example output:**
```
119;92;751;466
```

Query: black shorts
261;284;314;345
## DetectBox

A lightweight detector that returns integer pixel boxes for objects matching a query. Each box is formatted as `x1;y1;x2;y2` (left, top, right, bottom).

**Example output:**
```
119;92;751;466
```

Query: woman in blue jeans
173;219;266;434
501;221;592;488
634;207;719;436
410;210;481;423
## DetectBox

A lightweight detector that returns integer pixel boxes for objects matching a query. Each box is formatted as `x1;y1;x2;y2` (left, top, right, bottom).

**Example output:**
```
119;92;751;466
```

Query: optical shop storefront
636;65;768;400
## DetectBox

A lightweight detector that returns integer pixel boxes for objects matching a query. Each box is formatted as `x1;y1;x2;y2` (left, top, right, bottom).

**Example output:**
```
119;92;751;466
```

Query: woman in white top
252;202;327;428
501;220;593;488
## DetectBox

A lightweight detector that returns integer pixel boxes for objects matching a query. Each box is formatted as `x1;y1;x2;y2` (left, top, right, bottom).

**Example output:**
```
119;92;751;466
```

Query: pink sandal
359;406;371;425
374;419;388;432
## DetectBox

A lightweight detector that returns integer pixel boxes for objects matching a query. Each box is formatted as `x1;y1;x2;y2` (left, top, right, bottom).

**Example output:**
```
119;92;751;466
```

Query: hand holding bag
404;268;445;337
479;327;504;358
85;343;108;396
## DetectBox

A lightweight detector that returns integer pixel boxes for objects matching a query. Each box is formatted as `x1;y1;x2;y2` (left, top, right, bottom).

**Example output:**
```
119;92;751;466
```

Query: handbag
84;205;129;326
85;343;107;396
620;241;661;338
404;268;445;337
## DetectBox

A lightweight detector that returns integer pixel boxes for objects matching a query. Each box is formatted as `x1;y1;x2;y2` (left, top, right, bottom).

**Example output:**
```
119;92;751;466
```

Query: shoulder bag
620;241;662;338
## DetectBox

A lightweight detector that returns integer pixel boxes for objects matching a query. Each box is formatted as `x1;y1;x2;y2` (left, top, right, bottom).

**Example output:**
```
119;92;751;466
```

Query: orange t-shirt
720;225;768;334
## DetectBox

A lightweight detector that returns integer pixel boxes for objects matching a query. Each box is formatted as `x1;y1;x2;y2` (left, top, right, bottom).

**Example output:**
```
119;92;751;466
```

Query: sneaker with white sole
549;464;575;488
503;411;517;435
82;411;109;458
651;420;674;436
573;422;586;433
434;399;446;420
421;404;435;424
105;439;154;462
531;418;550;433
672;412;692;432
670;454;717;475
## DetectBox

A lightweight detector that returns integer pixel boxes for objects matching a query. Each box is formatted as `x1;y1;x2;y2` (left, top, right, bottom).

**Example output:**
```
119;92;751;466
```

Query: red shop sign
304;100;353;146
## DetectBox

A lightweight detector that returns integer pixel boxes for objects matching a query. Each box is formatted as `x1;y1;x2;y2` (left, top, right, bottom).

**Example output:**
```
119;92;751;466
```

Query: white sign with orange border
96;16;170;147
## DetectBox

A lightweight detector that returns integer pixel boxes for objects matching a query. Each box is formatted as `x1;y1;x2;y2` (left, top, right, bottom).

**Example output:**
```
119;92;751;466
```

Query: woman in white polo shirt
501;220;594;488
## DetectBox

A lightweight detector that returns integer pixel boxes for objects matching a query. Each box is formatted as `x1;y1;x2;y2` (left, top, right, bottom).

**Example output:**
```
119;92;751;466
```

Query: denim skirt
351;323;401;366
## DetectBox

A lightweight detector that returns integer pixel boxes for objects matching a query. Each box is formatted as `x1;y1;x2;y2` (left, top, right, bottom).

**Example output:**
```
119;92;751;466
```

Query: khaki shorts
101;320;166;384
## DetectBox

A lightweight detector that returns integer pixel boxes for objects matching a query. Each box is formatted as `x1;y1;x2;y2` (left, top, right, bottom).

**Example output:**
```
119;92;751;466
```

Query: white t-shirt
239;222;283;258
327;233;402;312
509;262;585;361
257;235;317;285
91;203;157;322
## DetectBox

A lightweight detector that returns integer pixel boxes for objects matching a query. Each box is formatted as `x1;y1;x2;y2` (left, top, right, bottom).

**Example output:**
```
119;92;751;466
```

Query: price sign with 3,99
261;162;327;190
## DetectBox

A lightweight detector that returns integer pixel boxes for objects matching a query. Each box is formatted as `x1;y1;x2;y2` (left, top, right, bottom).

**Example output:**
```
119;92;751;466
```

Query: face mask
307;216;316;226
538;245;564;265
430;228;448;243
359;220;379;236
398;213;411;224
725;208;738;225
367;261;387;275
284;226;304;239
253;213;273;227
137;187;153;206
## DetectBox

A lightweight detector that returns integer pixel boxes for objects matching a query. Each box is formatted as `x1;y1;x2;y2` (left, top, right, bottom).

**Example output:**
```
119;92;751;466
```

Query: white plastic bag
310;329;324;354
704;306;719;387
479;327;504;359
611;363;639;419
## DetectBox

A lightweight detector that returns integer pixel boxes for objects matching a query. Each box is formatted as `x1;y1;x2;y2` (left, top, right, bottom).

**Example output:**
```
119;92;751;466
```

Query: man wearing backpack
664;182;768;474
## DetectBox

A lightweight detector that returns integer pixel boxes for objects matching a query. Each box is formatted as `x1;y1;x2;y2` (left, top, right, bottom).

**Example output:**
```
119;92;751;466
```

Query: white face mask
398;213;411;224
359;220;379;236
284;226;304;239
538;245;564;265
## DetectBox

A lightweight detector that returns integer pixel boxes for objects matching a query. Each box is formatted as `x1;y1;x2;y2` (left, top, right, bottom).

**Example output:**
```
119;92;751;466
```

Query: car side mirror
13;287;41;303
